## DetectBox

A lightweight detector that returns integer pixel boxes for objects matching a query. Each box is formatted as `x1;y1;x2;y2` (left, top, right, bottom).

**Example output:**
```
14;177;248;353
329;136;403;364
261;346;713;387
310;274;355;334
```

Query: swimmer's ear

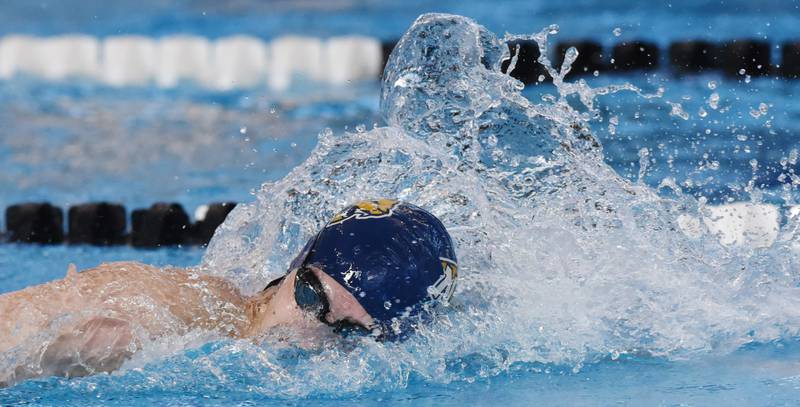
66;263;79;279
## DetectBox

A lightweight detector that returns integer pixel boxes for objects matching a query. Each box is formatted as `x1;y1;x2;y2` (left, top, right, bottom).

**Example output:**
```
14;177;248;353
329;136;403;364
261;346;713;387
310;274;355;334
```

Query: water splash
207;17;800;397
199;15;800;393
6;12;800;395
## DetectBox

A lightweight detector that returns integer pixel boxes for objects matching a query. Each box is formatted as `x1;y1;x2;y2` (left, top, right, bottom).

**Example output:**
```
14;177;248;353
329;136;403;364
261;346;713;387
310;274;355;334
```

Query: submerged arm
39;316;138;379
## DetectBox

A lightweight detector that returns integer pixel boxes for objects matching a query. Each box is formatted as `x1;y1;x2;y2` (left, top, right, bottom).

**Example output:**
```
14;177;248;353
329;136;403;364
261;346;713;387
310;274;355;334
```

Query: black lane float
380;38;800;79
3;201;237;247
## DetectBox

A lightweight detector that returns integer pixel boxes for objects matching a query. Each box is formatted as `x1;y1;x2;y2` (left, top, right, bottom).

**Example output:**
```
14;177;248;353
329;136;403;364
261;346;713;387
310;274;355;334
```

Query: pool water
3;2;800;406
2;343;800;405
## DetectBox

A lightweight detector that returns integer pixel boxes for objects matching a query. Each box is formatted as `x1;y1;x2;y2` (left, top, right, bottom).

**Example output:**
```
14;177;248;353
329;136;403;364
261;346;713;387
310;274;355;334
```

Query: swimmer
0;200;458;385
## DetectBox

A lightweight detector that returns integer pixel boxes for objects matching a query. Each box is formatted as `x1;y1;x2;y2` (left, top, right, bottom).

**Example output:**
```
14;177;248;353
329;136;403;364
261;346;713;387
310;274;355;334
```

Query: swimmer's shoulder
90;261;157;273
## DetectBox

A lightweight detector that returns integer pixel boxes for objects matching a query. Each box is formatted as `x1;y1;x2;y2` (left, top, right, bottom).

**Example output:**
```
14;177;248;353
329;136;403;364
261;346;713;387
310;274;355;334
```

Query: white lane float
211;35;268;91
102;36;157;86
0;35;45;79
40;35;100;80
268;35;324;91
0;34;385;90
323;35;383;85
156;35;212;88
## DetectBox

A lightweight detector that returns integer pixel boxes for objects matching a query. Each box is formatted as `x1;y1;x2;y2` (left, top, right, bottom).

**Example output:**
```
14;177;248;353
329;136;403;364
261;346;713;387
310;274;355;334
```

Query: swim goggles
293;266;375;337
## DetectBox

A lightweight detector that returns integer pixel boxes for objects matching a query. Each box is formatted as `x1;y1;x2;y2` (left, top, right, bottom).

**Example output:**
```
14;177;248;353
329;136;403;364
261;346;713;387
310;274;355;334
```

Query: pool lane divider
0;35;800;89
2;201;787;249
3;201;236;247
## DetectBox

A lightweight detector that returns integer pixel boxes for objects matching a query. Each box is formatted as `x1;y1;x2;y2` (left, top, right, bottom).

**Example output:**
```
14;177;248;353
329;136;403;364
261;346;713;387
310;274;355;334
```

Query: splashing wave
200;14;800;391
7;12;795;396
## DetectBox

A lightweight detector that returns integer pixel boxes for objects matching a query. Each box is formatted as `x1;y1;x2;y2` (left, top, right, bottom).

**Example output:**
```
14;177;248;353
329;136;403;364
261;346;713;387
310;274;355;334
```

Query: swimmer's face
303;265;375;330
268;267;375;334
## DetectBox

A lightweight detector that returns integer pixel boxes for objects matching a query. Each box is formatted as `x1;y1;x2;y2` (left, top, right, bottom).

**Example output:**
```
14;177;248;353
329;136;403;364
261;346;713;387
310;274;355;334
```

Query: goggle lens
294;267;329;321
294;267;373;338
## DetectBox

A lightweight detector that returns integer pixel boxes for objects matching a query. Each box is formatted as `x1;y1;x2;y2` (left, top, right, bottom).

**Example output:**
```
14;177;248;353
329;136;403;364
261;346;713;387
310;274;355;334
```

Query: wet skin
0;262;374;385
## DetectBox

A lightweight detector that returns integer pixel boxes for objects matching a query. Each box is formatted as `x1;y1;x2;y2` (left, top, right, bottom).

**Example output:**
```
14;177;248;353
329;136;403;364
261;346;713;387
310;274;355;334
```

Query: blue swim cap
292;199;458;340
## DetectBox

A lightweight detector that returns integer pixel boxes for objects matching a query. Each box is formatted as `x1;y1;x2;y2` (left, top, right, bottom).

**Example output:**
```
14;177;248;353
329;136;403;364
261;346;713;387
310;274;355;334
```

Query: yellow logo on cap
328;199;399;226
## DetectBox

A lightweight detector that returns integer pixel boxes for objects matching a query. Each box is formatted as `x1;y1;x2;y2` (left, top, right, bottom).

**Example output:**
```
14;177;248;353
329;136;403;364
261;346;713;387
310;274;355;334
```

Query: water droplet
355;124;366;133
638;147;650;183
384;301;393;310
738;68;746;75
239;126;247;134
612;27;622;37
749;102;769;119
608;115;618;135
290;142;298;148
667;101;689;120
744;75;751;84
707;80;717;90
708;92;720;110
736;134;748;142
537;74;545;82
593;70;599;77
698;107;708;118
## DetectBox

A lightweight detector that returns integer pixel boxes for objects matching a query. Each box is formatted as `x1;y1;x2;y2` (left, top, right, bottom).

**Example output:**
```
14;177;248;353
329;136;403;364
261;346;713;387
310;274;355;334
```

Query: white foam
211;35;267;91
268;36;323;91
677;214;704;239
155;35;212;88
789;205;800;220
323;36;383;85
703;203;780;248
0;35;44;79
101;36;157;86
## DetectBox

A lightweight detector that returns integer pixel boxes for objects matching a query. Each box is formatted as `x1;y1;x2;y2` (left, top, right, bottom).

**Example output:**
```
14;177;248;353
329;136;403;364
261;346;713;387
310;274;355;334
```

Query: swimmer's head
288;199;458;341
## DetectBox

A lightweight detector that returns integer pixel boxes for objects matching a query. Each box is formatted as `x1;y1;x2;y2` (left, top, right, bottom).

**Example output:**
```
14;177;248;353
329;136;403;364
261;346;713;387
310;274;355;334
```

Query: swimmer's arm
39;316;139;379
